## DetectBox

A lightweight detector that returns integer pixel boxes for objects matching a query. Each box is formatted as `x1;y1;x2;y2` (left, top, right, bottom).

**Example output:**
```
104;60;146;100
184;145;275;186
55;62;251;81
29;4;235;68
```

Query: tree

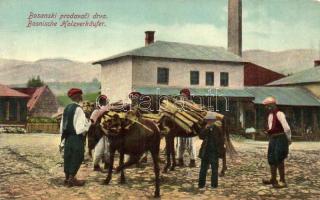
27;75;45;87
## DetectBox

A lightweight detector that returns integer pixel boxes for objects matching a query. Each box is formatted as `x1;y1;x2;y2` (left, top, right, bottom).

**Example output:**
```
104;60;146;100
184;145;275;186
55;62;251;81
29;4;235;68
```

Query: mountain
0;58;100;85
243;49;319;75
1;48;319;85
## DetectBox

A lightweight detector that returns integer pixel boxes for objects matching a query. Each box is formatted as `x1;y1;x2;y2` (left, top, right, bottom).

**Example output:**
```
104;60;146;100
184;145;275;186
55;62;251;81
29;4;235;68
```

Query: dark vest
268;109;284;135
61;103;80;141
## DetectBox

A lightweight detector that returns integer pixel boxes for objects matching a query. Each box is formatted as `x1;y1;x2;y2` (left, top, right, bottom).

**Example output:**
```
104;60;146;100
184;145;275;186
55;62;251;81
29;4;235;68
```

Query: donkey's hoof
102;178;111;185
119;179;126;184
154;191;160;198
170;166;175;171
219;172;225;177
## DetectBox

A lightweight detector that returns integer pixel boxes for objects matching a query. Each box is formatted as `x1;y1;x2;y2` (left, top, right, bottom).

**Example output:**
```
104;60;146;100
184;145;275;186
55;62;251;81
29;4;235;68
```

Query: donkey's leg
119;151;126;184
116;154;141;173
163;136;171;173
219;150;227;177
103;147;115;185
151;149;161;198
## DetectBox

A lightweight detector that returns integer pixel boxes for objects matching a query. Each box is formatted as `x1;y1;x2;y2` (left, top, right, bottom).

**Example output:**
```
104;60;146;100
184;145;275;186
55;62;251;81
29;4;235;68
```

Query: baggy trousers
93;136;110;166
64;134;85;176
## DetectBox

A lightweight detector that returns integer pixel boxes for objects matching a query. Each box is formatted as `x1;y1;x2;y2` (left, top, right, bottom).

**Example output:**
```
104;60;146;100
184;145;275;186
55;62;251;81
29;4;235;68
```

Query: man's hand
59;140;64;153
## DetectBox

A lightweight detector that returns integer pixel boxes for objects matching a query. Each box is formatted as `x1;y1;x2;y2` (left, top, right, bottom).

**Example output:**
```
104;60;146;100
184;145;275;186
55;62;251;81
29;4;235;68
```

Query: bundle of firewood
159;99;208;134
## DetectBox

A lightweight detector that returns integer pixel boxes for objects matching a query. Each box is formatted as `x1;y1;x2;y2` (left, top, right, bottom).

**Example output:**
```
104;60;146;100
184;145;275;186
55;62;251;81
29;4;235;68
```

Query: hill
243;49;319;75
0;58;100;85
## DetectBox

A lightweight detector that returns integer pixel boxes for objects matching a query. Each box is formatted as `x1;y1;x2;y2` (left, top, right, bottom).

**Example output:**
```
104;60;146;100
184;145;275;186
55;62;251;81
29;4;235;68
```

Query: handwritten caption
26;12;107;28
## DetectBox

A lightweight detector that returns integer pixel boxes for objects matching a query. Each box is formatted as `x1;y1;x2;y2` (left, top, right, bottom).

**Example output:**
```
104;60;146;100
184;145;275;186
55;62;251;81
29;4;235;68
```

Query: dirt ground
0;133;319;200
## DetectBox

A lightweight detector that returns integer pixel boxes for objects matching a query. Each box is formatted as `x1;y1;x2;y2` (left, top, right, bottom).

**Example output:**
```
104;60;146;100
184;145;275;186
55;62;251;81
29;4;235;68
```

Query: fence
26;122;59;134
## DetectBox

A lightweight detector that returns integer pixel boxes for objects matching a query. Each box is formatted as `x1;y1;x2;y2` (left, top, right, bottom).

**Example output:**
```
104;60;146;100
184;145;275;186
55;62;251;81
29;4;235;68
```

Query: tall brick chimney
228;0;242;57
315;60;320;67
145;31;155;46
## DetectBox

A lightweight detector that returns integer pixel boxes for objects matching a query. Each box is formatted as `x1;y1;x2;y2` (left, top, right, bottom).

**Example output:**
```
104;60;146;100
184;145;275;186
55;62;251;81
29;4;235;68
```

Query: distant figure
60;88;101;187
262;96;292;188
92;95;110;171
198;112;222;189
176;88;197;167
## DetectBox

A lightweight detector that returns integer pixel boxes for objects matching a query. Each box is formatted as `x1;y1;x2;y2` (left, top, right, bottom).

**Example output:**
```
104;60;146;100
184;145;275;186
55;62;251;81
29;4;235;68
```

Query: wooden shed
0;84;29;126
14;85;59;118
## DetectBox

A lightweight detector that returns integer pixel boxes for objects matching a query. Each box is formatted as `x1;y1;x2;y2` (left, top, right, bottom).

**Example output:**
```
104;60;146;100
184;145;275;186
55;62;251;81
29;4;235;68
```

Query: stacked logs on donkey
98;106;162;198
158;98;236;176
88;98;236;197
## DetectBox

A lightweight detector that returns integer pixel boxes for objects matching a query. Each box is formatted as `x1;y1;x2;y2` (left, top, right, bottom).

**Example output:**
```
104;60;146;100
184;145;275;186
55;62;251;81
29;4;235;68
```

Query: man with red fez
60;88;102;187
129;91;142;110
262;96;291;188
91;94;111;171
176;88;197;168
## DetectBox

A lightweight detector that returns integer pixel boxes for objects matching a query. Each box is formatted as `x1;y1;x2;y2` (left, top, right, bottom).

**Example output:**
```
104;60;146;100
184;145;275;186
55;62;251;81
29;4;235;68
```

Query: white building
93;37;247;103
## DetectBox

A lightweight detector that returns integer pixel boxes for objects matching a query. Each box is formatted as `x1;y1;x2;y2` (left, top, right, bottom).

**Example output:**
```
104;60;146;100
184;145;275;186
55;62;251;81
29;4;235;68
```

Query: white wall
132;57;244;89
100;57;133;103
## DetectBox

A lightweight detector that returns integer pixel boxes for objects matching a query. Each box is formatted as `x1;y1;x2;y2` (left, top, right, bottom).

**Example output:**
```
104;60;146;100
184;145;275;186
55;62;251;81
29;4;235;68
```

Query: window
157;67;169;84
190;71;199;85
220;72;229;86
206;72;214;86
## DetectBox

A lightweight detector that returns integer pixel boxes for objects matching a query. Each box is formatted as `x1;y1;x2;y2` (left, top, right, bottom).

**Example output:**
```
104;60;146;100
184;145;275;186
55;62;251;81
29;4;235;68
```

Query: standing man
198;112;222;189
176;88;197;167
60;88;101;187
92;95;110;171
262;96;291;188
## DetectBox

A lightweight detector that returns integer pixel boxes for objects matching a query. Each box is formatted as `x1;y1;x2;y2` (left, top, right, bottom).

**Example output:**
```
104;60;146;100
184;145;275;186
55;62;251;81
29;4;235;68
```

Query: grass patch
57;92;100;107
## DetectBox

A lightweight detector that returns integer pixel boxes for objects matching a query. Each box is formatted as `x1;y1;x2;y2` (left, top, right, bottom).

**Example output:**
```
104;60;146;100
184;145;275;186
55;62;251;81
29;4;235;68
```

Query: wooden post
254;105;257;129
300;108;304;132
312;109;319;131
236;101;240;129
17;101;20;122
5;101;10;121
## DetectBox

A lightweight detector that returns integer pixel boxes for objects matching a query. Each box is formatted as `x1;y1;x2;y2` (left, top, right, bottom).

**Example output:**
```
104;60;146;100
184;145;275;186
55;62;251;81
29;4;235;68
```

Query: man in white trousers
91;95;111;171
176;88;197;167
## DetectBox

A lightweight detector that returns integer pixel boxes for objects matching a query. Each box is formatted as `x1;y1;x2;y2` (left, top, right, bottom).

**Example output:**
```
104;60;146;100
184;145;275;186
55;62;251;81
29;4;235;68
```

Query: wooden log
162;112;192;133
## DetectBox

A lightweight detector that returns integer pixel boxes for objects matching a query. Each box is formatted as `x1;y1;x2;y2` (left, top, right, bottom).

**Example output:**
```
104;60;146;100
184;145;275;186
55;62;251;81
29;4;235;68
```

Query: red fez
180;88;190;97
99;95;108;100
129;91;142;99
67;88;83;97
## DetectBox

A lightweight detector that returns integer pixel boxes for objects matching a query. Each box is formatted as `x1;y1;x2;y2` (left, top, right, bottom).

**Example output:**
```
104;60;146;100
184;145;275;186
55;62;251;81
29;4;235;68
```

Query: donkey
100;114;161;198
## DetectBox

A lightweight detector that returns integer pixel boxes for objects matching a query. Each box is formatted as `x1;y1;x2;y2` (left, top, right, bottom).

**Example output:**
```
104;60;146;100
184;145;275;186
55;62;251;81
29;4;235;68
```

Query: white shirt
267;111;291;141
59;103;92;135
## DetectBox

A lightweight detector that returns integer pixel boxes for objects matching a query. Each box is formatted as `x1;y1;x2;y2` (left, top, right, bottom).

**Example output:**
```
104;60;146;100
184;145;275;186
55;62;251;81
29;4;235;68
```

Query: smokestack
228;0;242;57
315;60;320;67
145;31;155;46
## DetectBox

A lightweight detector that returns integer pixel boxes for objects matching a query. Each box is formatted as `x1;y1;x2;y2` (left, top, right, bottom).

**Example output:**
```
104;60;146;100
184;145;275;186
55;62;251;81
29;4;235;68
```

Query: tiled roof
245;87;320;106
93;41;243;64
135;87;254;98
14;86;47;111
0;84;29;98
135;86;320;107
268;67;320;85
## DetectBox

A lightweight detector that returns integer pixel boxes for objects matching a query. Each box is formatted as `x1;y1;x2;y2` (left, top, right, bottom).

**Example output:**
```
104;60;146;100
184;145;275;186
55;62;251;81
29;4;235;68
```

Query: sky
0;0;319;62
